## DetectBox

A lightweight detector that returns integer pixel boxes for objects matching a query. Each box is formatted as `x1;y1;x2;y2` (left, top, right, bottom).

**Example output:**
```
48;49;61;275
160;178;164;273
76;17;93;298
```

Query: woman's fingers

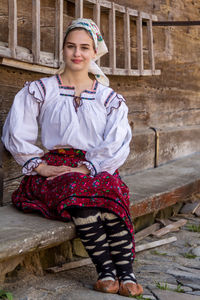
46;168;73;180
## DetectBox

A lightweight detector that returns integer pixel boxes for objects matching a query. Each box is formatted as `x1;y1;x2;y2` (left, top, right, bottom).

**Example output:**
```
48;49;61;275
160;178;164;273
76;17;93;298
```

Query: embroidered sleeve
1;82;45;168
22;157;46;176
84;93;132;175
77;161;97;177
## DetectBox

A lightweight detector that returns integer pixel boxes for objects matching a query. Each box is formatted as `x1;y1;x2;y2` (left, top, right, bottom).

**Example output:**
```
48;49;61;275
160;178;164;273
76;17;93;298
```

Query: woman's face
63;29;96;72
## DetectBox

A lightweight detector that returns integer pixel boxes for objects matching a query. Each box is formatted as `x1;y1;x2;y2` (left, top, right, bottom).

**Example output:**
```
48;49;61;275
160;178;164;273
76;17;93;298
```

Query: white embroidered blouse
1;74;132;176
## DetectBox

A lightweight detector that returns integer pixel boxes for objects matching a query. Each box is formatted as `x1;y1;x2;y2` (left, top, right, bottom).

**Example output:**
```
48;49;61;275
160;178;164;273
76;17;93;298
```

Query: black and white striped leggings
69;207;136;283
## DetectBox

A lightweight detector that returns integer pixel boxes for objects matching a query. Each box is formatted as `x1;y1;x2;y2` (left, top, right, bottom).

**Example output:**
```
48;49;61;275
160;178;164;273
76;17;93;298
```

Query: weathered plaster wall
0;0;200;203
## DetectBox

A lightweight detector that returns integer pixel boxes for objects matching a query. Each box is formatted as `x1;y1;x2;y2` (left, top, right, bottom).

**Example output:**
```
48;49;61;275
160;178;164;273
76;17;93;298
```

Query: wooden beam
137;12;143;75
99;0;111;9
135;223;160;243
127;7;138;17
86;0;97;4
32;0;40;64
124;8;131;74
8;0;17;58
46;258;92;273
147;18;155;74
93;0;101;66
55;0;63;66
0;141;3;206
135;236;177;253
153;219;187;238
109;2;116;72
1;57;58;74
114;3;125;13
75;0;83;18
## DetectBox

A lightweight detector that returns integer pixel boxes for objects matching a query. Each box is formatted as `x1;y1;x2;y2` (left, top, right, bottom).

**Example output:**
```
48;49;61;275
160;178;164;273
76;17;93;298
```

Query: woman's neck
60;69;93;90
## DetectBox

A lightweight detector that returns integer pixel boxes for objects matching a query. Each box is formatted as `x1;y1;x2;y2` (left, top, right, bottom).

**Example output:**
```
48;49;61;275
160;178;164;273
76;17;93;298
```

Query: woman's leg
101;211;143;296
69;207;119;293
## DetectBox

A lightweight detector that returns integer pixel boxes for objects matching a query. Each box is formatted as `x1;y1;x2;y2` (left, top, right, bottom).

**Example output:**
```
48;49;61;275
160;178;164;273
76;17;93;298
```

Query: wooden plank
114;3;125;13
155;218;174;227
136;12;143;75
55;0;63;66
0;141;3;206
86;0;97;4
135;236;177;253
135;223;160;242
1;57;58;75
153;219;187;238
75;0;83;18
0;46;12;58
147;18;155;74
109;2;116;72
180;201;200;215
99;0;111;9
8;0;17;58
127;7;138;17
194;205;200;217
93;0;101;66
124;8;131;74
46;258;92;273
32;0;40;64
140;11;151;20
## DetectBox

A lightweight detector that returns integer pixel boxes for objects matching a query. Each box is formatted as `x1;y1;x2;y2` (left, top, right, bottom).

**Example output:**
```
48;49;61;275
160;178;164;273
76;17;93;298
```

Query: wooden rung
32;0;40;64
55;0;63;66
124;9;131;73
136;12;144;75
147;18;155;73
75;0;83;18
109;2;116;72
8;0;17;58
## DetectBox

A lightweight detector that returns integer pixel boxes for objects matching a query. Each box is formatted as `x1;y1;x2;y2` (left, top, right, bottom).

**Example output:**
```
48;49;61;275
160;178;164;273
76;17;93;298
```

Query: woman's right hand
34;163;72;179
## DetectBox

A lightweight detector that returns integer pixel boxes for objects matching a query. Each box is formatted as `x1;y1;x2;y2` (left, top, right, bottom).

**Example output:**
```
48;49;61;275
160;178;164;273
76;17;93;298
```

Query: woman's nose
74;47;81;56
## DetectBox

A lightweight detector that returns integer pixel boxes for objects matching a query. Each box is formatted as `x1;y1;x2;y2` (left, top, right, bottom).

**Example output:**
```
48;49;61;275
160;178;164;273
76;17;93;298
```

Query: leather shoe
119;281;143;297
94;279;119;294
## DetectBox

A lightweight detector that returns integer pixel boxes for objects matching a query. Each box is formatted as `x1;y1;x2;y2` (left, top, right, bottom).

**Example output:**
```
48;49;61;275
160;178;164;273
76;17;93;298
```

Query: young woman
2;18;143;297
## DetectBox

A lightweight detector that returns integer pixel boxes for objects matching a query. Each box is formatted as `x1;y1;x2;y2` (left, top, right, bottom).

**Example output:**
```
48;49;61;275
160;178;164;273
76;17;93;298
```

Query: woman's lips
72;59;83;64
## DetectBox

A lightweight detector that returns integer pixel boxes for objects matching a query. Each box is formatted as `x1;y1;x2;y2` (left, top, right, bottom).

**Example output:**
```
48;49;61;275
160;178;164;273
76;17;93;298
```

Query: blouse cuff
78;161;98;177
22;157;45;176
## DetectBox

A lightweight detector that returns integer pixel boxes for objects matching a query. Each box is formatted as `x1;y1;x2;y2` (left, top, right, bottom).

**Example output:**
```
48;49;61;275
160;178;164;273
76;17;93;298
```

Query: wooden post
93;0;101;66
0;141;3;206
147;17;155;74
8;0;17;58
136;12;143;75
75;0;83;18
109;2;116;73
32;0;40;64
124;8;131;74
55;0;63;67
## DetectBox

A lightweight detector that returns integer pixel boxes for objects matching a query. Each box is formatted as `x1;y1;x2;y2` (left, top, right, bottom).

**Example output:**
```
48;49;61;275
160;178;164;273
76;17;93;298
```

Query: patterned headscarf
65;18;109;86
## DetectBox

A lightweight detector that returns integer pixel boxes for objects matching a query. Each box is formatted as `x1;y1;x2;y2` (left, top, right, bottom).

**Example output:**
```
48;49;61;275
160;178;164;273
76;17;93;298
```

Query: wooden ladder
0;0;160;75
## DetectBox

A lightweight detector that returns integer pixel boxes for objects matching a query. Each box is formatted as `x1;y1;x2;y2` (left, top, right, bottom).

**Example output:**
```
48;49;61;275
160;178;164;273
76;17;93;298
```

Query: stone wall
0;0;200;203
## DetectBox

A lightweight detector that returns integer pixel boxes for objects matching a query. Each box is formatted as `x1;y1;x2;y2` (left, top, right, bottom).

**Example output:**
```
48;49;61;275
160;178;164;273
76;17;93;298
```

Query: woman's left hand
47;164;90;180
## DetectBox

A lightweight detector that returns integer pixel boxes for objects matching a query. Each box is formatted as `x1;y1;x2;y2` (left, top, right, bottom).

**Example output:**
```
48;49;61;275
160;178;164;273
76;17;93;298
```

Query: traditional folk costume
2;19;143;296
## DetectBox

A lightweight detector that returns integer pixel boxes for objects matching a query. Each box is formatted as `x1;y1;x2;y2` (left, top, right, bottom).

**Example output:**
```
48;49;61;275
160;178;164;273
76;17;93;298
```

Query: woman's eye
82;47;89;50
